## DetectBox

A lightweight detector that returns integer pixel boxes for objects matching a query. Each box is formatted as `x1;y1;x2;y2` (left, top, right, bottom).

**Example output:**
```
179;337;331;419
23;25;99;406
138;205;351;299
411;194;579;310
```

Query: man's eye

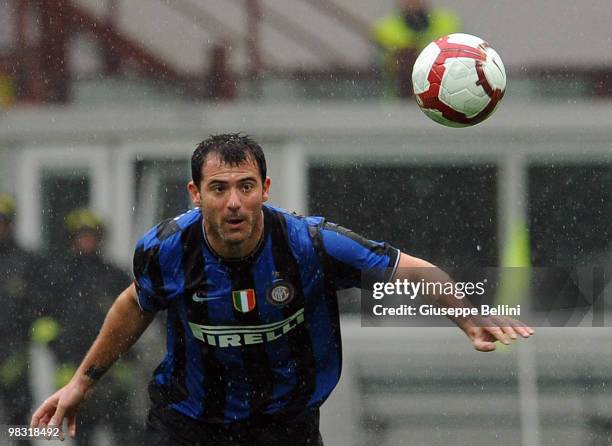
212;185;224;193
242;183;254;192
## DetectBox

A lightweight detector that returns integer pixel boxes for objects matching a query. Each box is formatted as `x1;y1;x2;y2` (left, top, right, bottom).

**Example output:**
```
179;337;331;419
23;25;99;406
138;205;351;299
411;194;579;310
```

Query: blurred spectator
0;194;42;436
0;74;16;108
372;0;460;98
44;208;140;445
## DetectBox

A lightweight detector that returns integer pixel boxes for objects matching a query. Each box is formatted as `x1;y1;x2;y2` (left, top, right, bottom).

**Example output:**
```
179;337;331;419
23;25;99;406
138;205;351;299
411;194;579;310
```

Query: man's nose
227;189;241;210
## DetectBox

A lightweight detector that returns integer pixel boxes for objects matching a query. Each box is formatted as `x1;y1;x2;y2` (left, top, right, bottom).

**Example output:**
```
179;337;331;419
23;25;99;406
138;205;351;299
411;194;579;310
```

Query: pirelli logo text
188;308;305;348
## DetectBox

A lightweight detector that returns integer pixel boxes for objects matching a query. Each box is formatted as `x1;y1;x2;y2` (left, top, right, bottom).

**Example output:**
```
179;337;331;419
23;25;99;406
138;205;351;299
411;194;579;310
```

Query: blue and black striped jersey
133;204;399;423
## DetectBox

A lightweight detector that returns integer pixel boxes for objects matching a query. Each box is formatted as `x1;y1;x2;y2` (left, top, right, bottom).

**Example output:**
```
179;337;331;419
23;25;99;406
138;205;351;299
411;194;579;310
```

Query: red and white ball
412;33;506;128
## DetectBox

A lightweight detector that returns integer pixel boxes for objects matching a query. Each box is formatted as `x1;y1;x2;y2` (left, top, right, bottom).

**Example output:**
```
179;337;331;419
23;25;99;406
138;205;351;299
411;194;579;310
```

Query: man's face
188;155;270;254
72;230;102;255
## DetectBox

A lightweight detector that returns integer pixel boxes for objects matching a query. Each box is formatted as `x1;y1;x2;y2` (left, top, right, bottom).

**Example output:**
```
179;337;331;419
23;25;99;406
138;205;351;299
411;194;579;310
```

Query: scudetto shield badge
266;280;295;306
232;289;256;313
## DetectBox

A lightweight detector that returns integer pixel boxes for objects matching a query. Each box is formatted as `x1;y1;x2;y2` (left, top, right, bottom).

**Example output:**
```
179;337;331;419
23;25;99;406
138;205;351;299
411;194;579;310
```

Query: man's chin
220;233;248;246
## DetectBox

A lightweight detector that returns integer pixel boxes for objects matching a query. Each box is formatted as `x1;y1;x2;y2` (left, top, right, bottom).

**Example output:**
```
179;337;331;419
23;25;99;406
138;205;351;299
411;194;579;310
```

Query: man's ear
262;177;271;202
187;181;201;207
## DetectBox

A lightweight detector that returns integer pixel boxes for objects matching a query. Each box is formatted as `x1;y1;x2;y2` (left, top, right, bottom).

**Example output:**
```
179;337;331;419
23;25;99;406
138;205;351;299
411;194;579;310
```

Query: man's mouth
226;217;246;228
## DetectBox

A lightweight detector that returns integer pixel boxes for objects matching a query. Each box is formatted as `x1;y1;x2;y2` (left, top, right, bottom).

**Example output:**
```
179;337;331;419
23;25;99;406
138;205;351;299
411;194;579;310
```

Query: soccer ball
411;33;506;128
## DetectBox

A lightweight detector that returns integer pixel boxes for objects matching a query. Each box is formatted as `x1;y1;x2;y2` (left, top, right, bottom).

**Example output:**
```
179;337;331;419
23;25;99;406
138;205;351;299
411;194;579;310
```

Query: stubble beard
210;215;255;252
204;208;265;258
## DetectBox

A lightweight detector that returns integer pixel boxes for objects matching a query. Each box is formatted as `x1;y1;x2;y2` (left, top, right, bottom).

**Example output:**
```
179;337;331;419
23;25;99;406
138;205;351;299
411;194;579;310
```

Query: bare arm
74;283;154;382
31;283;154;438
394;253;533;351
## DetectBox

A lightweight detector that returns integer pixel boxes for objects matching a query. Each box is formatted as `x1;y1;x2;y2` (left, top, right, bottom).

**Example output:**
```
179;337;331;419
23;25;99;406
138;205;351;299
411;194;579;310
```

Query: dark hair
191;133;267;187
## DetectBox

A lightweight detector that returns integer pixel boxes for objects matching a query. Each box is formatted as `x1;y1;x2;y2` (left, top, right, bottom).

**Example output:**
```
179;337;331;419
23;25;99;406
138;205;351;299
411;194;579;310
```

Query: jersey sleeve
133;212;203;312
133;234;181;312
308;219;400;290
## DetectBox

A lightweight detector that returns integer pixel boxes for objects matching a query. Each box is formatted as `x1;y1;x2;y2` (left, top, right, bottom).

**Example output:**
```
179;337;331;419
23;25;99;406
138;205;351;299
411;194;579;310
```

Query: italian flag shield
232;289;256;313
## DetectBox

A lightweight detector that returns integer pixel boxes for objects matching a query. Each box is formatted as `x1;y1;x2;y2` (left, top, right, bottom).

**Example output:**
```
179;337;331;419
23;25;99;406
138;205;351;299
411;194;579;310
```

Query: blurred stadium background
1;0;612;445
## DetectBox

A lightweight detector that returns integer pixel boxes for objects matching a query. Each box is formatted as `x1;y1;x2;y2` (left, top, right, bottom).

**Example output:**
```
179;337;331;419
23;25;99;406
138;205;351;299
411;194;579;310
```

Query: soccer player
31;133;533;445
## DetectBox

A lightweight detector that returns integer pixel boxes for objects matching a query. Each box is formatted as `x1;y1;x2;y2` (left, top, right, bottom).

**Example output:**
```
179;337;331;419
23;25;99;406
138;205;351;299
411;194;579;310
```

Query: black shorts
145;398;324;446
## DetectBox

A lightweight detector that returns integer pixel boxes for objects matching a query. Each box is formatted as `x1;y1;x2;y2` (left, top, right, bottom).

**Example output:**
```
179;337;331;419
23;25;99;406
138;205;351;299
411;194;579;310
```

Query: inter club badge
266;280;295;307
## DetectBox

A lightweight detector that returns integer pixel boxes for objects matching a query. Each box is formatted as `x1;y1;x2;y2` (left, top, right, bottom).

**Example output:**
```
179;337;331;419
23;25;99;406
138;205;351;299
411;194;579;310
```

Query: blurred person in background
373;0;460;98
0;194;41;440
42;209;140;445
0;74;16;108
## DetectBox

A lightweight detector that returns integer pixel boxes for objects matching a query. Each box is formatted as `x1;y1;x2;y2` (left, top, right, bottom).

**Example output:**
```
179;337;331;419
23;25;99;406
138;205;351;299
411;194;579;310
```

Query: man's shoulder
266;209;364;243
372;13;410;47
136;208;201;253
0;241;40;262
264;204;325;233
264;206;333;259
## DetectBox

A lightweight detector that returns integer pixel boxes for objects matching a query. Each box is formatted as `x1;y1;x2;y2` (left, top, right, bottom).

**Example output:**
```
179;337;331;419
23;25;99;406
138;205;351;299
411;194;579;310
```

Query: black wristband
84;365;108;381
